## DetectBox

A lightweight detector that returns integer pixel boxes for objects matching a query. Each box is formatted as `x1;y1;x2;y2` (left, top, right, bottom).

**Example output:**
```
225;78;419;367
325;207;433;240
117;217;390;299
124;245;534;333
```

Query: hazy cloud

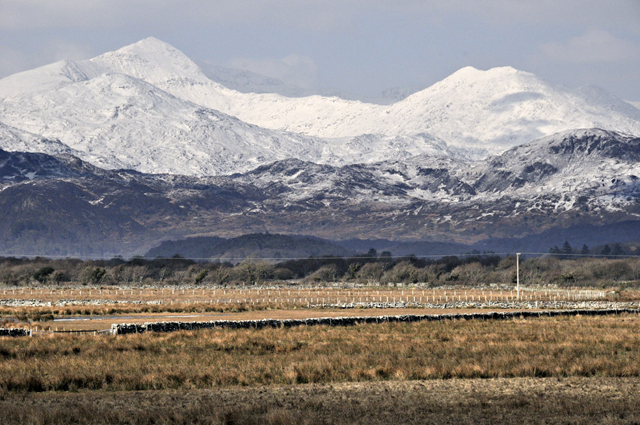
1;0;639;99
45;39;92;62
0;47;30;79
228;55;319;89
540;29;640;64
401;0;640;27
2;0;639;31
0;0;357;31
0;38;93;80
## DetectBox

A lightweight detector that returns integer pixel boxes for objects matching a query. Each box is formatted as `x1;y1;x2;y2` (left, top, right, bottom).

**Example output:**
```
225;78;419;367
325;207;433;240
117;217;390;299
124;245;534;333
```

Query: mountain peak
445;65;535;83
89;37;208;85
117;37;180;55
487;65;521;74
2;38;640;177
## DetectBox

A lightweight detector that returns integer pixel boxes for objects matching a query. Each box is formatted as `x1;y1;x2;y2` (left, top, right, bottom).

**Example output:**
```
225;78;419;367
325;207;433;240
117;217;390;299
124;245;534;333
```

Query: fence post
516;252;521;300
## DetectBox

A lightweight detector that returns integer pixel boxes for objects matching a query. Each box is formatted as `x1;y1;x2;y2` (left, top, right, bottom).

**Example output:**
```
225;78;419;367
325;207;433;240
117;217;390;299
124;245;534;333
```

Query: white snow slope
0;37;639;176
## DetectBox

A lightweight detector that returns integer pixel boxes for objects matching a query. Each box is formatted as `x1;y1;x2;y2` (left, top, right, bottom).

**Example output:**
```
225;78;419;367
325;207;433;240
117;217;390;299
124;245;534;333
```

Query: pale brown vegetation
2;378;640;424
1;314;640;393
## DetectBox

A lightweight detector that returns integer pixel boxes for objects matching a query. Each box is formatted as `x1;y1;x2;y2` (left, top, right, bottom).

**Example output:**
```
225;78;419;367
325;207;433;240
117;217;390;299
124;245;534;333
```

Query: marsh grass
0;314;639;393
3;378;640;425
0;301;278;324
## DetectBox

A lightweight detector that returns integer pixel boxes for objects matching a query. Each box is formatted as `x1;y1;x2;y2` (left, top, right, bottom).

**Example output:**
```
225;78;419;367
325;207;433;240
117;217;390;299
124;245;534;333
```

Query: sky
1;0;639;101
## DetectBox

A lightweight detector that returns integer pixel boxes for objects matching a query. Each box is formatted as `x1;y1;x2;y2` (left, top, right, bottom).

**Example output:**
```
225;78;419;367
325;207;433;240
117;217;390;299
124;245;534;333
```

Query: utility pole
516;253;521;300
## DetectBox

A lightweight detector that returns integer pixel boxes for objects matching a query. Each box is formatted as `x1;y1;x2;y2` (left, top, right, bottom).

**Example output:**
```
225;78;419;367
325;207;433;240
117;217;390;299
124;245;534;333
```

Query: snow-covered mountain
212;66;640;150
80;38;640;148
471;128;640;195
0;71;335;175
0;72;458;175
0;121;86;158
1;37;639;177
0;41;461;175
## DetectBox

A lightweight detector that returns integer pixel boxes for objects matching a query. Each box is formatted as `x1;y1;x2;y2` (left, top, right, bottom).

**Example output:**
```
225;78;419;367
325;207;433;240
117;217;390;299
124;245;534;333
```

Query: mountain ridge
0;128;638;256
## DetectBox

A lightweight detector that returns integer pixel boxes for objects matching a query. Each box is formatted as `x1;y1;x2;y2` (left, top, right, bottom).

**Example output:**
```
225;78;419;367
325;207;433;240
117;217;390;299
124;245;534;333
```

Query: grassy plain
2;314;640;423
20;307;506;332
0;284;621;331
1;314;640;393
2;285;640;423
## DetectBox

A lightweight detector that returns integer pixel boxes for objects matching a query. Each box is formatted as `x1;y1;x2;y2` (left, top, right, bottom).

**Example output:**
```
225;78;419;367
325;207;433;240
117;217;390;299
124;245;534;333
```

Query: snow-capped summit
88;37;214;87
0;59;91;99
231;64;640;149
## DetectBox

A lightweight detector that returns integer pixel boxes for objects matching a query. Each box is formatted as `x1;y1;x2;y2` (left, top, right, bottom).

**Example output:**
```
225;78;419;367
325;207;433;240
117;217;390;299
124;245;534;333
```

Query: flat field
2;286;639;423
0;285;608;305
2;314;640;391
2;314;640;423
0;284;618;332
31;308;511;332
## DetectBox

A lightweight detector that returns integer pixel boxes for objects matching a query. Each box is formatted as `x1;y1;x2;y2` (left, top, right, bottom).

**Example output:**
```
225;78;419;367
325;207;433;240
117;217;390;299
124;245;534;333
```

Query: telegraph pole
516;252;521;300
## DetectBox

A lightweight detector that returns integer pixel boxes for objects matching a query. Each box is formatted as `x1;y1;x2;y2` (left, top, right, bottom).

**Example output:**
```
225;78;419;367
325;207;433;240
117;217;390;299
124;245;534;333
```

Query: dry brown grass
2;378;640;424
0;301;271;322
0;314;640;393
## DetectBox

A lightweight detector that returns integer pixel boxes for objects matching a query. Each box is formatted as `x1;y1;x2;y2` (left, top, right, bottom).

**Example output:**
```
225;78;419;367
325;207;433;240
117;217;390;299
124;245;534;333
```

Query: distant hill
145;234;352;262
336;239;473;257
472;221;640;254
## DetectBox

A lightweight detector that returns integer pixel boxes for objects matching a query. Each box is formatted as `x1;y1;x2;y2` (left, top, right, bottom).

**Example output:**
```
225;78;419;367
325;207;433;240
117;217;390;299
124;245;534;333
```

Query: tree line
0;250;639;288
549;241;629;257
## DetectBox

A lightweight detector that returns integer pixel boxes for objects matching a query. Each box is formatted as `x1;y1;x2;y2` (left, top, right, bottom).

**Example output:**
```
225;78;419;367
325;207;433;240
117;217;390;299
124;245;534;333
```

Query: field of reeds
3;255;640;422
1;314;640;393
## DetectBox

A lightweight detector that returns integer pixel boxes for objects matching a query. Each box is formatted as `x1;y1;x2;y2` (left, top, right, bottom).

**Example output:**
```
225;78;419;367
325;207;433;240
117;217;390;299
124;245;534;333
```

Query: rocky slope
0;129;639;256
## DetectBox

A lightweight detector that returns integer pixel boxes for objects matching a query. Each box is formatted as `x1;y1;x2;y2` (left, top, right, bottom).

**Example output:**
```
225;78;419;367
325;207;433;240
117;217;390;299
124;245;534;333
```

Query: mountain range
0;37;639;257
1;128;639;257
